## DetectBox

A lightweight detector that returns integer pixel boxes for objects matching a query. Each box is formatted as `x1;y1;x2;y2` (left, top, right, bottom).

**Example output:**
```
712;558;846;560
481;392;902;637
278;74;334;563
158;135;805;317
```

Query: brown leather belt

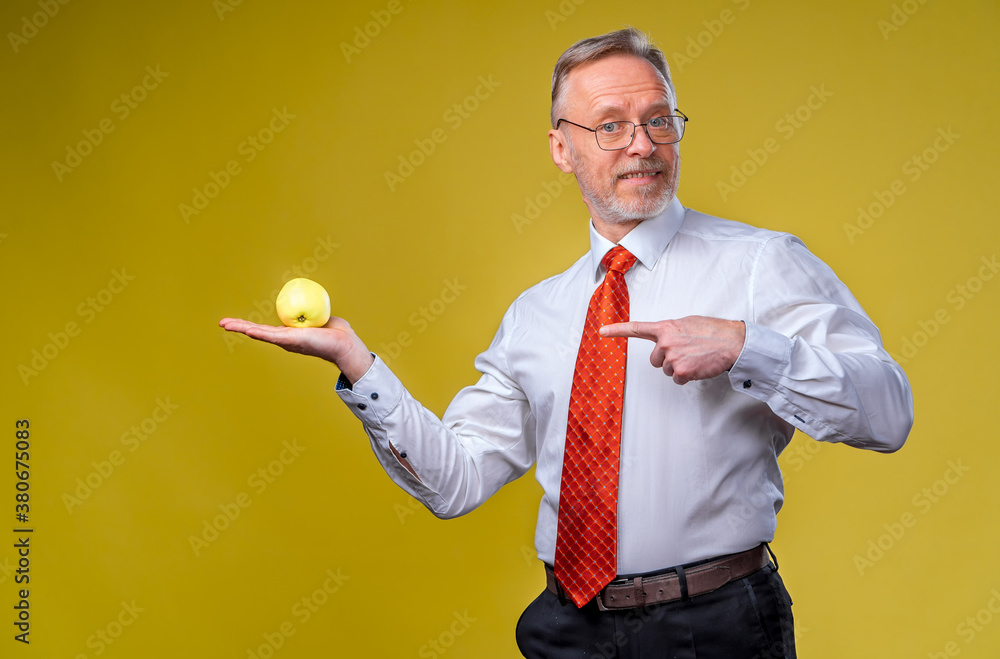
545;544;771;611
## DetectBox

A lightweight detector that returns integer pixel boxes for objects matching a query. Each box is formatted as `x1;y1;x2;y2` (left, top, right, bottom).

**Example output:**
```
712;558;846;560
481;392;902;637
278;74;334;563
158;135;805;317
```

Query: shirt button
743;380;752;389
371;393;379;400
400;452;408;459
357;403;368;410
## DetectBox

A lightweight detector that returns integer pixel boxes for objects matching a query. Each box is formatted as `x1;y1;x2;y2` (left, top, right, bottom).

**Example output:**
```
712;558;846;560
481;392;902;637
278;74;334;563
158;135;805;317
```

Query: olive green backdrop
2;0;998;656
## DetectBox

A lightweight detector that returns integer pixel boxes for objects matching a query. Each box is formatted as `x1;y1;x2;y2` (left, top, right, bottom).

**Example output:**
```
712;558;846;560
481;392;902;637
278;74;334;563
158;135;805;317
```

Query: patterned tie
554;245;637;608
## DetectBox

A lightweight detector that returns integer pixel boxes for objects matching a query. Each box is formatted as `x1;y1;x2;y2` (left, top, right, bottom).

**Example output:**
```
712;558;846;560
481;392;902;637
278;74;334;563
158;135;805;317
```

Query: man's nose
625;124;657;157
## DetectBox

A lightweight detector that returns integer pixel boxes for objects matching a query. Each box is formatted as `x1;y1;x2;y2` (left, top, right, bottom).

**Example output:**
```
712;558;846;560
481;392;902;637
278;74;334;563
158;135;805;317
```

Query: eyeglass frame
555;110;689;151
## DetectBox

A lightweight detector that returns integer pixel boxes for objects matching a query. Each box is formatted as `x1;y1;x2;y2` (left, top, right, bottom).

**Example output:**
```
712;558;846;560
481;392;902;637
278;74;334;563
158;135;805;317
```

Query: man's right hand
218;316;375;384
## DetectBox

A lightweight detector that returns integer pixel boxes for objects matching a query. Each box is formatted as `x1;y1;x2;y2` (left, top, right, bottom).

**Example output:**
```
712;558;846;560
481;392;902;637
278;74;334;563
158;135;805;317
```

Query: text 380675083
13;418;32;644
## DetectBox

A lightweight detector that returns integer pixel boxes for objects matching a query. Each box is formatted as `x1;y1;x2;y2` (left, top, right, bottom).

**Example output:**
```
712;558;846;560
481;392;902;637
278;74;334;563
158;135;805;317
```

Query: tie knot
602;245;637;275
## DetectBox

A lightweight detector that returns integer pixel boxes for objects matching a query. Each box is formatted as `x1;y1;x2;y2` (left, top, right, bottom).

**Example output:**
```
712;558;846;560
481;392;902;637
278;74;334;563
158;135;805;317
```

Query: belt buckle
595;582;617;612
595;576;645;611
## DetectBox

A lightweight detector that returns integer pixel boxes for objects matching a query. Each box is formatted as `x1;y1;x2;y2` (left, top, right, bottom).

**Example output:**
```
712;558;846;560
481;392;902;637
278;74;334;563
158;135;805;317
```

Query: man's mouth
618;170;660;181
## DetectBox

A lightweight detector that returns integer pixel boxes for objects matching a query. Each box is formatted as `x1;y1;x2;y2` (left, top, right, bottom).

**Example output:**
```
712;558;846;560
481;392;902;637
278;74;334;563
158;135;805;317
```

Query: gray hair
550;28;676;127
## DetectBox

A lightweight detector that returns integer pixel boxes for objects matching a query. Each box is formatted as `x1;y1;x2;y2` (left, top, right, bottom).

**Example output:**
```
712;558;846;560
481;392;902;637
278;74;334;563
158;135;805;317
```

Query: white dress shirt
336;197;914;573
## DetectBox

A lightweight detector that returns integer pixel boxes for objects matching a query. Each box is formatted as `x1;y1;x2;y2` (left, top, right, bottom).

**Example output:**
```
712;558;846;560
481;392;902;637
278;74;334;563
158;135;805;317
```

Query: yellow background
2;0;998;656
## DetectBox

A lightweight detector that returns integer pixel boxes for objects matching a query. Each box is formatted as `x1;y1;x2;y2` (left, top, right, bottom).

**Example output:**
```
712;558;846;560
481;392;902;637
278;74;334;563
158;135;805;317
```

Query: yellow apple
275;278;331;328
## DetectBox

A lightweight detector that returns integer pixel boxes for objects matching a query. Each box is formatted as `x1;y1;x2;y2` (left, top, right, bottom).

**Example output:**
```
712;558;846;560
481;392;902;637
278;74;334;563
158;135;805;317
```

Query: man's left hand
600;316;746;385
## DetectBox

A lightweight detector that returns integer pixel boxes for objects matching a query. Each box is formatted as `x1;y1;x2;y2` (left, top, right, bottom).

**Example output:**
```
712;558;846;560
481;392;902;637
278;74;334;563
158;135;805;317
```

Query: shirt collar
587;196;686;282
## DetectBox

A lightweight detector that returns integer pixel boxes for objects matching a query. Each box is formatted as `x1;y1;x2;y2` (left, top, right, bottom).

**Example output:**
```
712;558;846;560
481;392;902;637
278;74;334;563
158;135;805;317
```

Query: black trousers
515;564;795;659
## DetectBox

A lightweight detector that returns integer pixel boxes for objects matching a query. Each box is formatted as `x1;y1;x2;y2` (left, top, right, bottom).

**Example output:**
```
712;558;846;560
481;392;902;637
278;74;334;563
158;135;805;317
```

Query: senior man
221;28;913;658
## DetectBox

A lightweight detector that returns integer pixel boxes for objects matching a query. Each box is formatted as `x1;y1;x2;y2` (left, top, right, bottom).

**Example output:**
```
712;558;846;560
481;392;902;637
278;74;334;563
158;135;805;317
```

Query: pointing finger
599;321;659;341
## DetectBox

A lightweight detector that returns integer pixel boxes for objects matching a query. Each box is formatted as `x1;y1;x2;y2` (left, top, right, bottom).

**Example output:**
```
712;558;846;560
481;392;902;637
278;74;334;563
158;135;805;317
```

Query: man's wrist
727;320;748;371
338;350;376;386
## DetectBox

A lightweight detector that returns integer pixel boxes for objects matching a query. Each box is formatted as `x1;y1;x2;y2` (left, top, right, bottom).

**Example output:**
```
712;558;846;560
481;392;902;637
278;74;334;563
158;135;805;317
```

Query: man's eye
647;117;667;128
598;122;622;133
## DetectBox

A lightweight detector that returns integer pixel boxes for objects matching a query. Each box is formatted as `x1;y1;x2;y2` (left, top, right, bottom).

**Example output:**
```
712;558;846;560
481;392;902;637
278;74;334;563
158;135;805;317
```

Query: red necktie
554;245;637;608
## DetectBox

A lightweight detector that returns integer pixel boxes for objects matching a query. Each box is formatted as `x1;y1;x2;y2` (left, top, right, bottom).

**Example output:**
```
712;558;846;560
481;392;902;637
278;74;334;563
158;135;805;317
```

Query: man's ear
548;128;575;174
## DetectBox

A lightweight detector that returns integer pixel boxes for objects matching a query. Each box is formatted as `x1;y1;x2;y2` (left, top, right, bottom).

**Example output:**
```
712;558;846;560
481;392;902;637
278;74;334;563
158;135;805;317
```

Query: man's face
549;55;680;232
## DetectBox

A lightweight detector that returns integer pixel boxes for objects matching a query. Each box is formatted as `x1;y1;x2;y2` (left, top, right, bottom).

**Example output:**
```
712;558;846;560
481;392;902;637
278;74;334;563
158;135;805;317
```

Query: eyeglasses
556;110;688;151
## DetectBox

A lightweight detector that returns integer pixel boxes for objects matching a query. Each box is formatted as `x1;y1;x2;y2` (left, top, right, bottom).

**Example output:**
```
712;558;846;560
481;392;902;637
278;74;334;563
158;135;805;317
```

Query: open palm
218;316;374;381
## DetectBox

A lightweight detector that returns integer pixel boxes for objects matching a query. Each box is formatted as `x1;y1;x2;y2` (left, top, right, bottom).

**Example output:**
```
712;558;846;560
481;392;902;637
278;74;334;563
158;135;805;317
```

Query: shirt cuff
334;355;403;426
727;321;792;401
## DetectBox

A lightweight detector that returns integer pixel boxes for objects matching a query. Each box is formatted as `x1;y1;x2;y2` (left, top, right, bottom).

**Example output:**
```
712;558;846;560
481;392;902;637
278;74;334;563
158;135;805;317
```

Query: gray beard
583;171;675;224
570;148;680;225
